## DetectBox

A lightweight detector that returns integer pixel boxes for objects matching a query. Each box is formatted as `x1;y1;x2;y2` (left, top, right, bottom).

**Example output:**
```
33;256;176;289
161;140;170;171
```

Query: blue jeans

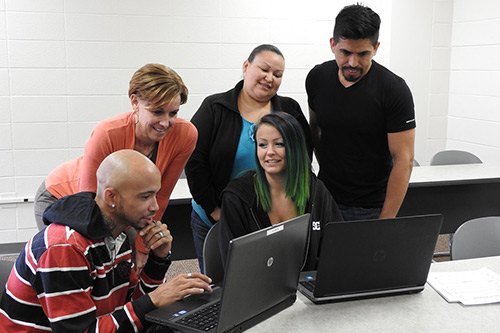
337;204;382;221
190;210;212;273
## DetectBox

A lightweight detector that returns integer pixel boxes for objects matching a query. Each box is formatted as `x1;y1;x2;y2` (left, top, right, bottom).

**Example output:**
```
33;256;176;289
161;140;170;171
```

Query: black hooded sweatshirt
218;171;343;271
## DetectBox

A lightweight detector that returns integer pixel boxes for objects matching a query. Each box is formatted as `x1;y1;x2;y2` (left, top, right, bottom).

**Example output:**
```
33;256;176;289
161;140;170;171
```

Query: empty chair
430;150;482;166
202;223;224;284
430;150;482;258
430;150;483;258
451;217;500;260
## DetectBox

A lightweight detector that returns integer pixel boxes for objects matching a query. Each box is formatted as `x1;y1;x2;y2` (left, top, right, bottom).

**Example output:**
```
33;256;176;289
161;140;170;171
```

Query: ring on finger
158;231;164;238
187;272;192;278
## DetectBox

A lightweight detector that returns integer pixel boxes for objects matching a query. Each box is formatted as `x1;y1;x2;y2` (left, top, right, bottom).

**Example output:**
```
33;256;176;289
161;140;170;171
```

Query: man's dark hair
333;3;381;46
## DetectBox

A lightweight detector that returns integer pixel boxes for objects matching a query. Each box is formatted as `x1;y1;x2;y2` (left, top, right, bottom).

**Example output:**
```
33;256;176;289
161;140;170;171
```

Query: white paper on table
427;267;500;305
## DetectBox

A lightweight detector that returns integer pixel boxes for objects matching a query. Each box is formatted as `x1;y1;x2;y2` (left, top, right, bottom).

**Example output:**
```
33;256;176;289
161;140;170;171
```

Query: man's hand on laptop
149;273;213;308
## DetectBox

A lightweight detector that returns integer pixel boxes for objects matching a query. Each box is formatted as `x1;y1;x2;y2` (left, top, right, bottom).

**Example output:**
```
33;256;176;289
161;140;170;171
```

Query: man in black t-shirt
306;4;416;221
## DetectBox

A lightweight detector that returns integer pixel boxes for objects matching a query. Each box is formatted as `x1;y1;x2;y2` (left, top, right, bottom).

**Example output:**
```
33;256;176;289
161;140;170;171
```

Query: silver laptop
298;214;442;303
146;213;311;332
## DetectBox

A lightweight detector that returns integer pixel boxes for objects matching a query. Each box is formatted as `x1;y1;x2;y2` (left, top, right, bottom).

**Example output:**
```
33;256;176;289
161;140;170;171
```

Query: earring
111;204;116;208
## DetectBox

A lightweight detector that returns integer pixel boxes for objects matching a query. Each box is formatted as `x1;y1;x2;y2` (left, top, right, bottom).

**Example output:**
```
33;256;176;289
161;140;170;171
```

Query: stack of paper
427;267;500;305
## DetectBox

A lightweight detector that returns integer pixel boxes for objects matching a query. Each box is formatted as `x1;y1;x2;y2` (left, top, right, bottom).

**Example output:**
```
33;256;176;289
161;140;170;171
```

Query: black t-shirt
306;60;416;208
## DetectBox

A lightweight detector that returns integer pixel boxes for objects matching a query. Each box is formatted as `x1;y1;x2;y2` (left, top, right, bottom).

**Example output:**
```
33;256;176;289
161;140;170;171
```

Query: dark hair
333;3;381;46
254;112;310;215
248;44;284;63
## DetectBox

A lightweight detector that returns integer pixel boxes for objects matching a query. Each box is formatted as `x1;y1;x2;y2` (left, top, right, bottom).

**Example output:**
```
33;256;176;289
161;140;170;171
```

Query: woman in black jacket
185;45;312;271
219;112;342;271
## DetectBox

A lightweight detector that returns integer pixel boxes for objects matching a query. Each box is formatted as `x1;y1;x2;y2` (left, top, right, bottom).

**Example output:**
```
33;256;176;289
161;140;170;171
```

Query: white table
171;164;500;201
248;256;500;333
170;178;191;204
171;164;500;234
409;163;500;187
400;164;500;233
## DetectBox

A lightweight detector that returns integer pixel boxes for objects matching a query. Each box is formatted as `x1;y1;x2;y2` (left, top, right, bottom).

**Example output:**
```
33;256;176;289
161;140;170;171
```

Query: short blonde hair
128;64;188;109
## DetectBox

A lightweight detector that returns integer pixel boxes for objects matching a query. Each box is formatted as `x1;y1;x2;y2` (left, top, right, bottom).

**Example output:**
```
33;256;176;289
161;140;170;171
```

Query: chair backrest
202;223;224;284
451;217;500;260
0;260;15;295
430;150;482;166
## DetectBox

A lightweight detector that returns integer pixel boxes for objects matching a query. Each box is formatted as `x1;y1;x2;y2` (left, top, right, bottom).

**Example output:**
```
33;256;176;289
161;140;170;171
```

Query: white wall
447;0;500;163
0;0;396;243
390;0;435;165
3;0;494;244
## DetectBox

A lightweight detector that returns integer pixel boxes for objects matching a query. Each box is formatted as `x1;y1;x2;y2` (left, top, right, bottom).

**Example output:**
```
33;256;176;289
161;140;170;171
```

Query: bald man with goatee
0;150;212;333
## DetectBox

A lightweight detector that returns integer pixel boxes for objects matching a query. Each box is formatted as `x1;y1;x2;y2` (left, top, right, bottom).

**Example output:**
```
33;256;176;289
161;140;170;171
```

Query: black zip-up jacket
218;171;343;271
185;81;313;221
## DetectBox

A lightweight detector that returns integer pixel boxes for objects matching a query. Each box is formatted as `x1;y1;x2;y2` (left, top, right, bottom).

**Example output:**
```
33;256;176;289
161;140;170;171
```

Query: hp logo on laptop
267;257;274;267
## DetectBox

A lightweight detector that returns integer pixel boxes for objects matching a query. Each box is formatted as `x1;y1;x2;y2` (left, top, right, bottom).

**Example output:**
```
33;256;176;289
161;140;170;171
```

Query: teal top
192;116;257;227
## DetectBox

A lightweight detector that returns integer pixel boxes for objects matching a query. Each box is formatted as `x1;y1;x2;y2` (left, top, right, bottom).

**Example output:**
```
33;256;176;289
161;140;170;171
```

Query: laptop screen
217;213;310;331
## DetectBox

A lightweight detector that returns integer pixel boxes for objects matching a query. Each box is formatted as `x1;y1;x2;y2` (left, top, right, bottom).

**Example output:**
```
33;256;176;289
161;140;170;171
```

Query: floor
434;234;451;262
0;204;451;276
0;246;199;281
0;236;448;290
0;234;451;262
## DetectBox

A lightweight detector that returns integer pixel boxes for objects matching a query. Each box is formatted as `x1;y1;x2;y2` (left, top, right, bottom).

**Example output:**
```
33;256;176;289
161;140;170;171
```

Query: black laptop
298;214;442;303
146;213;311;332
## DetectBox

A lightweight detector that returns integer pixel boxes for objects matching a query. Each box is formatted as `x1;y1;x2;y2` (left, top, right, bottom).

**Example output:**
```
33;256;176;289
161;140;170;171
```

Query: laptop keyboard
177;301;221;331
300;280;316;292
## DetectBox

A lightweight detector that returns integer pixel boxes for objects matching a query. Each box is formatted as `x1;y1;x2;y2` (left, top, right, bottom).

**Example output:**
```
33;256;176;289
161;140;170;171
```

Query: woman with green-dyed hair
219;112;343;271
